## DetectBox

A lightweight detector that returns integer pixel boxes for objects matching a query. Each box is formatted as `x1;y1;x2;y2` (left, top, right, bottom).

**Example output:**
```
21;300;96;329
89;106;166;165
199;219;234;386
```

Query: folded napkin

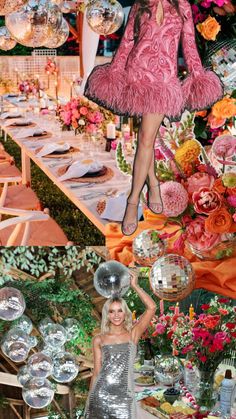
36;142;70;157
3;119;32;128
100;192;143;222
58;160;103;181
15;128;46;139
0;112;22;119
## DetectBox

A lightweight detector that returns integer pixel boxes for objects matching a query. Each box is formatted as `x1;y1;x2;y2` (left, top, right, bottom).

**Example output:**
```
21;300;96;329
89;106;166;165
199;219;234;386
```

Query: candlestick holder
105;136;114;152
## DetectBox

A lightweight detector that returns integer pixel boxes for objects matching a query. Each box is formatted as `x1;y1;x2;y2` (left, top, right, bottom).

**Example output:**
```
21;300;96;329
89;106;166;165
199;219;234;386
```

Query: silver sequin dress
85;341;137;419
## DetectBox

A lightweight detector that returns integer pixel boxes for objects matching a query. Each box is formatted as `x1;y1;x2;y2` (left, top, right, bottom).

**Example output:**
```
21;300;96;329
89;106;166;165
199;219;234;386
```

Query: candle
70;81;73;100
15;67;19;85
160;299;164;316
73;74;76;82
189;304;194;320
106;122;116;139
47;71;50;90
55;81;58;102
132;310;136;321
128;117;133;136
174;302;180;316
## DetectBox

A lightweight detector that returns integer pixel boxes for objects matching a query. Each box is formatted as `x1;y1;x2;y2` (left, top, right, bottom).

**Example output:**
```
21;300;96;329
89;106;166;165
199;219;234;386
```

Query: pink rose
111;140;118;150
155;323;166;334
186;216;220;251
227;195;236;207
80;106;88;115
72;109;80;119
212;135;236;159
86;123;97;134
233;213;236;223
187;172;215;195
192;187;222;214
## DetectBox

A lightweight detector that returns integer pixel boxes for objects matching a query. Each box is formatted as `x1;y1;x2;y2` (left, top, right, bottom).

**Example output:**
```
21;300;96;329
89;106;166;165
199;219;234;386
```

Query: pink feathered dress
84;0;223;118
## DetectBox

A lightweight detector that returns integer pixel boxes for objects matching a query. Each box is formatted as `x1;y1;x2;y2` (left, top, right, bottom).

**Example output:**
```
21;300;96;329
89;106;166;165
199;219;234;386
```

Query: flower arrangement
57;96;116;135
45;58;58;75
18;78;44;97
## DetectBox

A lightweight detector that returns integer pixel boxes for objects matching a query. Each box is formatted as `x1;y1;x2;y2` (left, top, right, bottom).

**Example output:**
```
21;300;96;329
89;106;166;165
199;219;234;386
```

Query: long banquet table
0;95;132;235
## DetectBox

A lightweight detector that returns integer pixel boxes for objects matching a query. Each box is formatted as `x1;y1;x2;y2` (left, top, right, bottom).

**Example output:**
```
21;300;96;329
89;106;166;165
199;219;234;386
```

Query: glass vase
154;354;183;386
196;369;218;412
187;235;236;261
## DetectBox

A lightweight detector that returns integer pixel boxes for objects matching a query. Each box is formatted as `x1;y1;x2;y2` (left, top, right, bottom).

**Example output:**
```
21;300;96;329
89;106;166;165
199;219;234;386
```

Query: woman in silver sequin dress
84;271;156;419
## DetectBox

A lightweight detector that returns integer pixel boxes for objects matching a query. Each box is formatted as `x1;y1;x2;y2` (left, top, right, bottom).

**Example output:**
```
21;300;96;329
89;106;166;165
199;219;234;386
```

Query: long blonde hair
101;297;133;334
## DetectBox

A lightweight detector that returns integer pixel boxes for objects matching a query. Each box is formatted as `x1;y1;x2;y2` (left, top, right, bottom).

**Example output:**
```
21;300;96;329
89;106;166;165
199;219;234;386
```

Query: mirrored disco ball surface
17;365;31;386
14;314;33;334
154;355;183;386
28;352;53;378
0;287;26;320
62;318;79;340
94;260;130;298
52;351;79;383
22;378;54;408
150;254;195;301
133;229;166;267
0;0;27;16
86;0;124;35
7;341;30;362
0;26;17;50
43;324;67;347
45;17;69;48
41;344;65;358
38;317;54;336
5;0;62;47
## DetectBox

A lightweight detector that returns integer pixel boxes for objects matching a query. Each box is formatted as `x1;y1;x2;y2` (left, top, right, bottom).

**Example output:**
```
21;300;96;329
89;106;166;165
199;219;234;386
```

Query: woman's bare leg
122;113;164;234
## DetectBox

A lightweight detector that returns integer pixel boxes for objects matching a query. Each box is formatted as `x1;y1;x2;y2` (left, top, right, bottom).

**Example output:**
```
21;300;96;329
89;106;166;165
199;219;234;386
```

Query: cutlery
81;189;118;201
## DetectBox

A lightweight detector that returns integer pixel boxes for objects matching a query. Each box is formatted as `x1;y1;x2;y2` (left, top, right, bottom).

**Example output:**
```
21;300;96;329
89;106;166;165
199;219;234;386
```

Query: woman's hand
129;269;139;289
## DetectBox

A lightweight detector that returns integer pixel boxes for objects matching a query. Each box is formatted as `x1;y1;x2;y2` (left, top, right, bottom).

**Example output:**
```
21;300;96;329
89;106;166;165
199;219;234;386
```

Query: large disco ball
133;229;166;267
0;287;25;320
22;378;54;408
94;260;130;298
6;0;62;47
28;352;53;378
41;344;65;358
43;324;67;347
86;0;124;35
62;318;79;341
0;26;17;50
154;355;183;386
52;351;79;383
0;0;27;16
150;254;195;301
29;335;38;348
45;17;69;48
17;365;32;386
14;314;33;334
7;341;30;362
38;317;54;336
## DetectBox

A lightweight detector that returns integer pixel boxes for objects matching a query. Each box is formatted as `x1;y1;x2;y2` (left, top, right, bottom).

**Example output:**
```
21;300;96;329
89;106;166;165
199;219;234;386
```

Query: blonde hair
101;297;133;334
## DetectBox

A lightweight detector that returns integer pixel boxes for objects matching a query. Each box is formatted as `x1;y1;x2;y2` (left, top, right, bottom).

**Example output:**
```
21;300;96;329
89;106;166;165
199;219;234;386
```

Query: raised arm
130;270;156;344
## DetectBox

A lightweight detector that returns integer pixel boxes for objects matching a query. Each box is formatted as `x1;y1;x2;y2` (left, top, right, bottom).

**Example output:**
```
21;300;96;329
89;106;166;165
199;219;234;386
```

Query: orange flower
195;110;208;118
205;207;233;233
196;16;221;41
207;112;226;129
212;178;226;195
212;97;236;119
203;315;220;329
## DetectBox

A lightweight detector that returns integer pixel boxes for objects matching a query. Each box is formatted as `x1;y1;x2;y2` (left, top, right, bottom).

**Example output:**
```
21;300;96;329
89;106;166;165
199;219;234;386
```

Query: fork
81;188;118;201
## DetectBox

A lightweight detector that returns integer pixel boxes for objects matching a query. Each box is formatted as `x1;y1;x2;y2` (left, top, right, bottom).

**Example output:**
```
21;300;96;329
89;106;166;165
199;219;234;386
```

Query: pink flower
227;195;236;207
111;140;118;150
154;148;165;160
218;308;229;315
187;172;215;195
154;323;166;335
213;332;230;350
114;115;119;125
160;181;189;217
80;106;88;115
192;187;222;214
212;135;236;159
86;123;97;134
72;109;80;119
182;344;194;354
198;354;207;362
207;113;226;129
233;213;236;223
186;216;221;251
61;110;72;125
173;232;187;253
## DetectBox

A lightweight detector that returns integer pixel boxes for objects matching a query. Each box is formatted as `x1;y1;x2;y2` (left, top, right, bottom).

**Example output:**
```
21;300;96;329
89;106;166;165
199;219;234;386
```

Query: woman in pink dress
84;0;223;236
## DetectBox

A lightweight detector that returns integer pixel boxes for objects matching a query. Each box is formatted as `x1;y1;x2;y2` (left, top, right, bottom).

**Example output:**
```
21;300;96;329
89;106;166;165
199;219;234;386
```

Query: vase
195;369;218;412
187;235;236;261
154;354;183;386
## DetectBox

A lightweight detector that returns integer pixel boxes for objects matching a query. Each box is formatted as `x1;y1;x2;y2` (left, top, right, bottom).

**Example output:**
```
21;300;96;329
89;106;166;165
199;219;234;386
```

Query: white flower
78;119;85;126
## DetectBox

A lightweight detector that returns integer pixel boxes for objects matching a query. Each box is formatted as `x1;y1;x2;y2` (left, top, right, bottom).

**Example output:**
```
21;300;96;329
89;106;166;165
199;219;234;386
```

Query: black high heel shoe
121;201;139;236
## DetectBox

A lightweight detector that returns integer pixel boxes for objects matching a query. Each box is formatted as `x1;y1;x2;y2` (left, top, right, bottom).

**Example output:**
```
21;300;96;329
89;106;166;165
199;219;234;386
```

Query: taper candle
174;302;180;315
189;304;194;320
160;299;164;316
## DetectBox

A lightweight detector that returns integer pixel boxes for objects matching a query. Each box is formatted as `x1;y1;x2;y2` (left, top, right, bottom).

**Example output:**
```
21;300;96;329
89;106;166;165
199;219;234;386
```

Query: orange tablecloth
105;211;236;299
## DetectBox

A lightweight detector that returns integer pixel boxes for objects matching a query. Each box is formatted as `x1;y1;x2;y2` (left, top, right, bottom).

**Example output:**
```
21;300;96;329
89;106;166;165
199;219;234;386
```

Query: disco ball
0;26;17;50
59;2;71;13
43;324;67;347
7;341;30;362
154;355;183;386
0;287;25;320
62;318;79;340
17;365;31;386
132;229;166;267
29;335;38;348
28;352;53;378
41;344;65;358
86;0;124;35
14;314;33;334
38;317;54;336
45;17;69;48
52;351;79;383
0;0;27;16
94;260;130;298
22;378;54;408
150;254;195;301
5;0;62;48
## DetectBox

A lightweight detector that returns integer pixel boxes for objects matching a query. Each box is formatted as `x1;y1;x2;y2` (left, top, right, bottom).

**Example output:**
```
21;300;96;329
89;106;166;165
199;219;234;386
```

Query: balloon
44;18;69;48
86;0;124;35
0;0;27;16
94;260;130;298
0;26;17;50
0;287;25;320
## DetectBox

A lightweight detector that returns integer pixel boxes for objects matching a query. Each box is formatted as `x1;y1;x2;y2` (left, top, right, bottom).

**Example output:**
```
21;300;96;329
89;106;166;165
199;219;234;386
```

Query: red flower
201;304;210;310
218;308;229;315
198;354;207;362
226;323;235;330
218;298;230;303
192;187;222;214
203;315;220;329
230;332;236;338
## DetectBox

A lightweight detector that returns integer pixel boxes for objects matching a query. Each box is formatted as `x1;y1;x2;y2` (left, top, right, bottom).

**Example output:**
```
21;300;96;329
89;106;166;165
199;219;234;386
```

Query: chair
0;175;41;210
0;207;70;246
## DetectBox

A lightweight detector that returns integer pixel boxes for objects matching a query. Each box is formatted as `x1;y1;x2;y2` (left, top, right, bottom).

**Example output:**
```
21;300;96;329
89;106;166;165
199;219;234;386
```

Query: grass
0;135;105;245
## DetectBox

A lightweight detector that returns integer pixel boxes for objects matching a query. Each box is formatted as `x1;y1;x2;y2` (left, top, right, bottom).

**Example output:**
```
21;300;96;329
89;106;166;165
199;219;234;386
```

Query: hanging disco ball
43;324;67;347
17;365;32;387
0;0;27;16
38;317;55;336
132;229;166;267
52;351;79;383
22;378;54;409
0;287;25;320
28;335;38;348
94;260;130;298
0;26;17;50
62;318;79;340
27;352;53;379
7;341;30;362
150;254;195;301
5;0;62;48
44;17;69;48
154;355;183;386
41;344;65;358
14;314;33;334
86;0;124;35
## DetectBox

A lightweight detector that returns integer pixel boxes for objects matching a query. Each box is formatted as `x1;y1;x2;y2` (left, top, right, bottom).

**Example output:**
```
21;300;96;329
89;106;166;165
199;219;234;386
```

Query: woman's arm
88;335;102;392
130;270;156;344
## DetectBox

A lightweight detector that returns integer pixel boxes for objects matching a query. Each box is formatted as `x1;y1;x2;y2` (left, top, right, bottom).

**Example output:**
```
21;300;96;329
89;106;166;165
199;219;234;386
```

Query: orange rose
195;110;208;118
205;207;233;233
196;16;221;41
212;98;236;119
212;178;226;195
207;112;226;129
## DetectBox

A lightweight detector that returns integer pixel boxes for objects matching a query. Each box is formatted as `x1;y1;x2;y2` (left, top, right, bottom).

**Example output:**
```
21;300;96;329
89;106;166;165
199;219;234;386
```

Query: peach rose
205;207;233;233
207;112;226;129
197;16;221;41
195;110;208;118
187;172;215;195
193;187;222;214
212;98;236;119
186;216;220;250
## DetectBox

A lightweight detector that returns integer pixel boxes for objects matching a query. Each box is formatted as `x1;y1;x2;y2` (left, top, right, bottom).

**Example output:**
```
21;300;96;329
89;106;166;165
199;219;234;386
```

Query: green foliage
0;395;8;409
